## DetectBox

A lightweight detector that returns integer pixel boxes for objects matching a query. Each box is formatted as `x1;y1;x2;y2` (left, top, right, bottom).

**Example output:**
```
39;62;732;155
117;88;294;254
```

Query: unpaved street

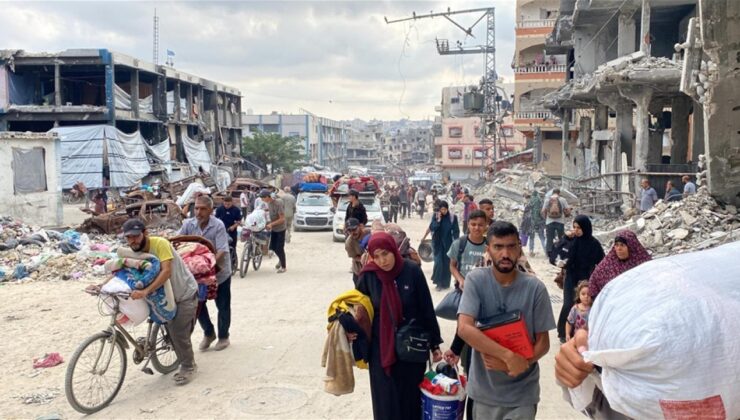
0;212;579;419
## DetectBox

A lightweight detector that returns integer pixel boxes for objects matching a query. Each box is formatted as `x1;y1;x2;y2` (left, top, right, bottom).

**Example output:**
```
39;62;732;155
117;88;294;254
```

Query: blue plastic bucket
421;388;465;420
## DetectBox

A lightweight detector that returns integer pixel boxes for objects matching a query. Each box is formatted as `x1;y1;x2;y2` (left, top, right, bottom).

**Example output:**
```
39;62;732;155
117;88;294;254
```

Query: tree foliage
241;132;304;173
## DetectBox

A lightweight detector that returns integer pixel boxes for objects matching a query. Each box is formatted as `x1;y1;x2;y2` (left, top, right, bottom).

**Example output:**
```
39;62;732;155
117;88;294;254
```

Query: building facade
0;49;243;177
242;112;348;172
346;121;382;167
513;0;570;176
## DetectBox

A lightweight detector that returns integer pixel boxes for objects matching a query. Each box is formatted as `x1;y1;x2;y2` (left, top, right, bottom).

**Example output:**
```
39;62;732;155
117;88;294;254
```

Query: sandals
173;365;198;386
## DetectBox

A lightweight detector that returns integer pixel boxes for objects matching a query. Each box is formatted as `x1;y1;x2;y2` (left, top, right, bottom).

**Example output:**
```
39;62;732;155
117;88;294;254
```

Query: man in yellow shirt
123;218;199;385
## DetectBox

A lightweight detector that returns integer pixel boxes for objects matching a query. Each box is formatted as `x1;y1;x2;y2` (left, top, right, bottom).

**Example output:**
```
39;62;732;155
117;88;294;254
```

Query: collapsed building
0;49;244;189
543;0;740;211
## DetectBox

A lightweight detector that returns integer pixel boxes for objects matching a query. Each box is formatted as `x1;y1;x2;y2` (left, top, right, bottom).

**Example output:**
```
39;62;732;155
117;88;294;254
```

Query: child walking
566;281;592;339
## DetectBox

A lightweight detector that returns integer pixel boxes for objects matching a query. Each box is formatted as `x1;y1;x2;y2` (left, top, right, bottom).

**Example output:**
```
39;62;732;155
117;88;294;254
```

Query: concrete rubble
594;188;740;258
472;164;556;222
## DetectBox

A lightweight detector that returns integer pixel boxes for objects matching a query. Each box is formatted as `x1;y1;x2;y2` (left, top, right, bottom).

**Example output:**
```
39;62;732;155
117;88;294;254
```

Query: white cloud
1;0;517;120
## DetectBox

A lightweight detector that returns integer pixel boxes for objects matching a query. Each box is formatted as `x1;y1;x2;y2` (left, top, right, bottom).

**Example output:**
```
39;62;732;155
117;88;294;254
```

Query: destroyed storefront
544;0;739;211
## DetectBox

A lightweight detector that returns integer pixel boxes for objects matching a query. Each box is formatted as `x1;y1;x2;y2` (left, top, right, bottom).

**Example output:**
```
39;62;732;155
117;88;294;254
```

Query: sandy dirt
0;208;581;419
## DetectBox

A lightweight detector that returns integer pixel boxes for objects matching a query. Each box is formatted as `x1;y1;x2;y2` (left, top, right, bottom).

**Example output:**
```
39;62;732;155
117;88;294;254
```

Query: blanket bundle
175;242;217;301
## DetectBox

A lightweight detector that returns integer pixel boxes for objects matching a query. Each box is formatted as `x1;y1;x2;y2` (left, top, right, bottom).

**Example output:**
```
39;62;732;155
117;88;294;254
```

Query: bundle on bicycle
239;220;270;278
65;234;217;414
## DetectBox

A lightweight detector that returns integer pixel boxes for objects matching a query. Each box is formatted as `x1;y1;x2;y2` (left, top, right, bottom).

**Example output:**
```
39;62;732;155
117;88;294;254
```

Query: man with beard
457;221;555;420
179;195;232;351
122;218;199;385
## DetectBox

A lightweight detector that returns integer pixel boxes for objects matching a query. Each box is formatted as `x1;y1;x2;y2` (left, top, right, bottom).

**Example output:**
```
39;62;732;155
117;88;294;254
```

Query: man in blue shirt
179;195;233;352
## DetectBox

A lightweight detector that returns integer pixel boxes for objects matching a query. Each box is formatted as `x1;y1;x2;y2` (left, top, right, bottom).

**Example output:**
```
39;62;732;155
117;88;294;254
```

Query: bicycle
239;228;270;278
65;289;179;414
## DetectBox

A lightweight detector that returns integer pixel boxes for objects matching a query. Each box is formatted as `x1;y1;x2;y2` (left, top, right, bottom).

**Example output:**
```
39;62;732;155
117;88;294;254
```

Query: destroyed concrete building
544;0;740;210
0;49;243;185
346;121;382;167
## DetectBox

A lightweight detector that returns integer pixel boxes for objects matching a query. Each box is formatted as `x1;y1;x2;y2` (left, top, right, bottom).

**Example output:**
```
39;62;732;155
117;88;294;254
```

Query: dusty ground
0;206;581;419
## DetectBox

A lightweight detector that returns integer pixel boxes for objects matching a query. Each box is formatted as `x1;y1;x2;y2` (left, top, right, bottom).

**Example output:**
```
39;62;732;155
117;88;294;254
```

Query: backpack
547;196;563;218
456;235;487;266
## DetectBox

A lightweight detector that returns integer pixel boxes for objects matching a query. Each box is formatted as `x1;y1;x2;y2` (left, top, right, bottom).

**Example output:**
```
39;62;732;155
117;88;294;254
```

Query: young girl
566;281;592;339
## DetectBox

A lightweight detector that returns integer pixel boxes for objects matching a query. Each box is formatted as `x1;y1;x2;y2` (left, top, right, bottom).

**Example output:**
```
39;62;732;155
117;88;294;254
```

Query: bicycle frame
96;293;160;370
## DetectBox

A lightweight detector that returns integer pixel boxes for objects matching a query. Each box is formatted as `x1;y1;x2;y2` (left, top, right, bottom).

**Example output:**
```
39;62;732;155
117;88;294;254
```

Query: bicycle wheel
65;332;127;414
230;246;238;271
252;245;263;271
150;324;179;374
239;240;251;278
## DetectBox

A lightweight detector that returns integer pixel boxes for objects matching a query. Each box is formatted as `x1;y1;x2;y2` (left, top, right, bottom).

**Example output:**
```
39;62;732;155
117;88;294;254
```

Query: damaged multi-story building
544;0;739;209
346;120;382;168
0;49;243;188
381;126;433;167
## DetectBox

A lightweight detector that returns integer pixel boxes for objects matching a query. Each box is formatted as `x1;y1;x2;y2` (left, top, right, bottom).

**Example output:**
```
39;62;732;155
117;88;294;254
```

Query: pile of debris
472;164;558;222
0;216;173;283
595;189;740;258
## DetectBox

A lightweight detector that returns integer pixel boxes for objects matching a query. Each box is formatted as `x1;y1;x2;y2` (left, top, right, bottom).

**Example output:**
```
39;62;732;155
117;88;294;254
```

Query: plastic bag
583;241;740;419
101;278;149;327
245;208;267;232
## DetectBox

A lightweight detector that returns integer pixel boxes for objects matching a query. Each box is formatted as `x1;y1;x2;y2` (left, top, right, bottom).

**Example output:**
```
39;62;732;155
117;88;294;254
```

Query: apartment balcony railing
517;19;556;28
514;64;567;73
515;111;552;120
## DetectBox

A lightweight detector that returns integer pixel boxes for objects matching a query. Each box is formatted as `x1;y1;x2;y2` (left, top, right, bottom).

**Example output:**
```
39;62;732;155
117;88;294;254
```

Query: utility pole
385;7;499;178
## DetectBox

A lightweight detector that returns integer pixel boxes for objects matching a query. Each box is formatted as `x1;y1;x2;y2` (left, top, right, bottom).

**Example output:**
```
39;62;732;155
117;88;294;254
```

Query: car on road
332;194;385;242
293;192;334;231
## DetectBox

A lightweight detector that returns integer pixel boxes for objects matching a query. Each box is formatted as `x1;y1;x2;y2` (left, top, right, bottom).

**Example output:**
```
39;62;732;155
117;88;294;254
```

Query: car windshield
298;194;332;207
338;197;380;212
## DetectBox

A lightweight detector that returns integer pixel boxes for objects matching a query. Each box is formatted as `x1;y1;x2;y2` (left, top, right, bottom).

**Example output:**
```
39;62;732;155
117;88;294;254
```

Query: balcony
515;64;567;73
515;111;552;120
516;19;556;29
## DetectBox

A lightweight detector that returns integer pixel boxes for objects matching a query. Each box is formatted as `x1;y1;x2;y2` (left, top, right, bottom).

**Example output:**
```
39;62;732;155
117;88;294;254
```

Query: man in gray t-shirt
458;221;555;419
542;188;571;258
638;179;658;212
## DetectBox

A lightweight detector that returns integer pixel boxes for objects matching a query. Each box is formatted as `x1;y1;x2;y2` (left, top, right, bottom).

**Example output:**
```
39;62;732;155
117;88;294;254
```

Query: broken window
449;127;463;137
12;147;47;194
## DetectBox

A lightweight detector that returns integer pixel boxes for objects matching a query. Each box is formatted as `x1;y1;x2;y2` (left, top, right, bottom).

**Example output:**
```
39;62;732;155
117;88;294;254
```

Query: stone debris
596;189;740;258
17;388;60;405
471;164;558;222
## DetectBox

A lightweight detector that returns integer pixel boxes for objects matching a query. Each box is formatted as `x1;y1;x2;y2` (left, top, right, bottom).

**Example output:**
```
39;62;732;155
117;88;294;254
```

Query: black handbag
395;319;431;363
435;288;462;320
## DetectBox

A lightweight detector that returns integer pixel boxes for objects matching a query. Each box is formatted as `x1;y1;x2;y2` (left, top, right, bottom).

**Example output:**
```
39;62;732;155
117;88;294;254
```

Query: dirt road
0;211;580;419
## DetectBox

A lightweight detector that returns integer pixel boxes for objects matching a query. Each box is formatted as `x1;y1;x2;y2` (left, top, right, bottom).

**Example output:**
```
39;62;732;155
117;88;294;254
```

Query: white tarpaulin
107;130;151;187
140;95;154;114
144;138;171;163
114;85;132;110
52;125;106;189
50;125;152;189
181;133;211;172
166;91;187;117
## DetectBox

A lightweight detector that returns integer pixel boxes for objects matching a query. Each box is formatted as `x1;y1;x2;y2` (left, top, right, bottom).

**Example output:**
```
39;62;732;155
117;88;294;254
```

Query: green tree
241;132;304;173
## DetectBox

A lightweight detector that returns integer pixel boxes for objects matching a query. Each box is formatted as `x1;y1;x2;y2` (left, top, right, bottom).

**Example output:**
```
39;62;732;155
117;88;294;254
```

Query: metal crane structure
385;7;501;177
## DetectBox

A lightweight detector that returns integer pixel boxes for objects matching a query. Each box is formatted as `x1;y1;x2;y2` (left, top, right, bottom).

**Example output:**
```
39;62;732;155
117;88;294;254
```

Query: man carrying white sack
555;241;740;419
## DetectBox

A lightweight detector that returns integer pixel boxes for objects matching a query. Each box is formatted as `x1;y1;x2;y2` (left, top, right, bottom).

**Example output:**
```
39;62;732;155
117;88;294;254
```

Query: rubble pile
595;189;740;258
472;164;556;222
0;216;143;283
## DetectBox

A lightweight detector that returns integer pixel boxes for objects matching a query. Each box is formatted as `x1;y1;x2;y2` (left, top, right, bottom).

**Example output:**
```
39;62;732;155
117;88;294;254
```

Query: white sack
584;241;740;419
101;278;150;327
245;208;267;232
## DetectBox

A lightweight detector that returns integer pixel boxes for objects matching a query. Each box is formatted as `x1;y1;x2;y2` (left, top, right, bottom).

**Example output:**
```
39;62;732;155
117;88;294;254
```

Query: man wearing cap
121;218;199;385
260;189;288;273
179;195;233;351
345;189;368;227
344;218;370;286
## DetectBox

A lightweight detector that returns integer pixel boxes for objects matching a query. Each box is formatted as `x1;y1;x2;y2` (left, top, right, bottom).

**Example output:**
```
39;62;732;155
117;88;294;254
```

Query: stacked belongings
420;362;467;420
322;290;374;396
171;236;217;315
302;172;327;184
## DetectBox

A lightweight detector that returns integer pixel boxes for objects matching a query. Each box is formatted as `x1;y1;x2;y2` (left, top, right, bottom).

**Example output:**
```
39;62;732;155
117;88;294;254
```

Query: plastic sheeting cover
140;95;154;114
181;133;211;172
108;130;152;187
144;138;171;163
114;85;131;110
12;147;48;193
166;91;187;117
50;125;152;189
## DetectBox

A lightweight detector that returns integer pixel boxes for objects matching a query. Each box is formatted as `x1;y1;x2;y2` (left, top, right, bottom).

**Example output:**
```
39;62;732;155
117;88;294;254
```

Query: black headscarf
566;215;605;282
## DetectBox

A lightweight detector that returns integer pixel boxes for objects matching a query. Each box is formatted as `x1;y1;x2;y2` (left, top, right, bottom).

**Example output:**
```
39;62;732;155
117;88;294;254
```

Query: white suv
293;193;334;231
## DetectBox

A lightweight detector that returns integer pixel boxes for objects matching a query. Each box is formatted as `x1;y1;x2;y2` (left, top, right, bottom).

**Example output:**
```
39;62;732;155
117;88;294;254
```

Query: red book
478;310;534;359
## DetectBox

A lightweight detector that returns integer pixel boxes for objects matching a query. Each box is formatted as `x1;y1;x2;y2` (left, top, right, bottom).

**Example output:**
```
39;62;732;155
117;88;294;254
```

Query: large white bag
245;208;267;232
583;241;740;419
101;278;150;327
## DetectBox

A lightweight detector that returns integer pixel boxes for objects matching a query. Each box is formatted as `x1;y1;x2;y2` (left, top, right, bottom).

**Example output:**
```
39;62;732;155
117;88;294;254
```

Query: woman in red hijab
589;230;652;300
357;232;443;420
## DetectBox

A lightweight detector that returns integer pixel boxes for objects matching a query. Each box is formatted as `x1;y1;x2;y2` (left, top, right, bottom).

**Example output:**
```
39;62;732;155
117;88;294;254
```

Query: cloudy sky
2;0;516;120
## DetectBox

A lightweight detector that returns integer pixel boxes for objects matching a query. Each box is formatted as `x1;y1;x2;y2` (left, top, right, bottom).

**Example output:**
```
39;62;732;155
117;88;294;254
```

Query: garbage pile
472;164;556;222
0;216;177;283
594;189;740;258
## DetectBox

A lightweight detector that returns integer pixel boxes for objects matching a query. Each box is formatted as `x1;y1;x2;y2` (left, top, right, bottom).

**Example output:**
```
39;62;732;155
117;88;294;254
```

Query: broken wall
700;0;740;206
0;132;62;226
